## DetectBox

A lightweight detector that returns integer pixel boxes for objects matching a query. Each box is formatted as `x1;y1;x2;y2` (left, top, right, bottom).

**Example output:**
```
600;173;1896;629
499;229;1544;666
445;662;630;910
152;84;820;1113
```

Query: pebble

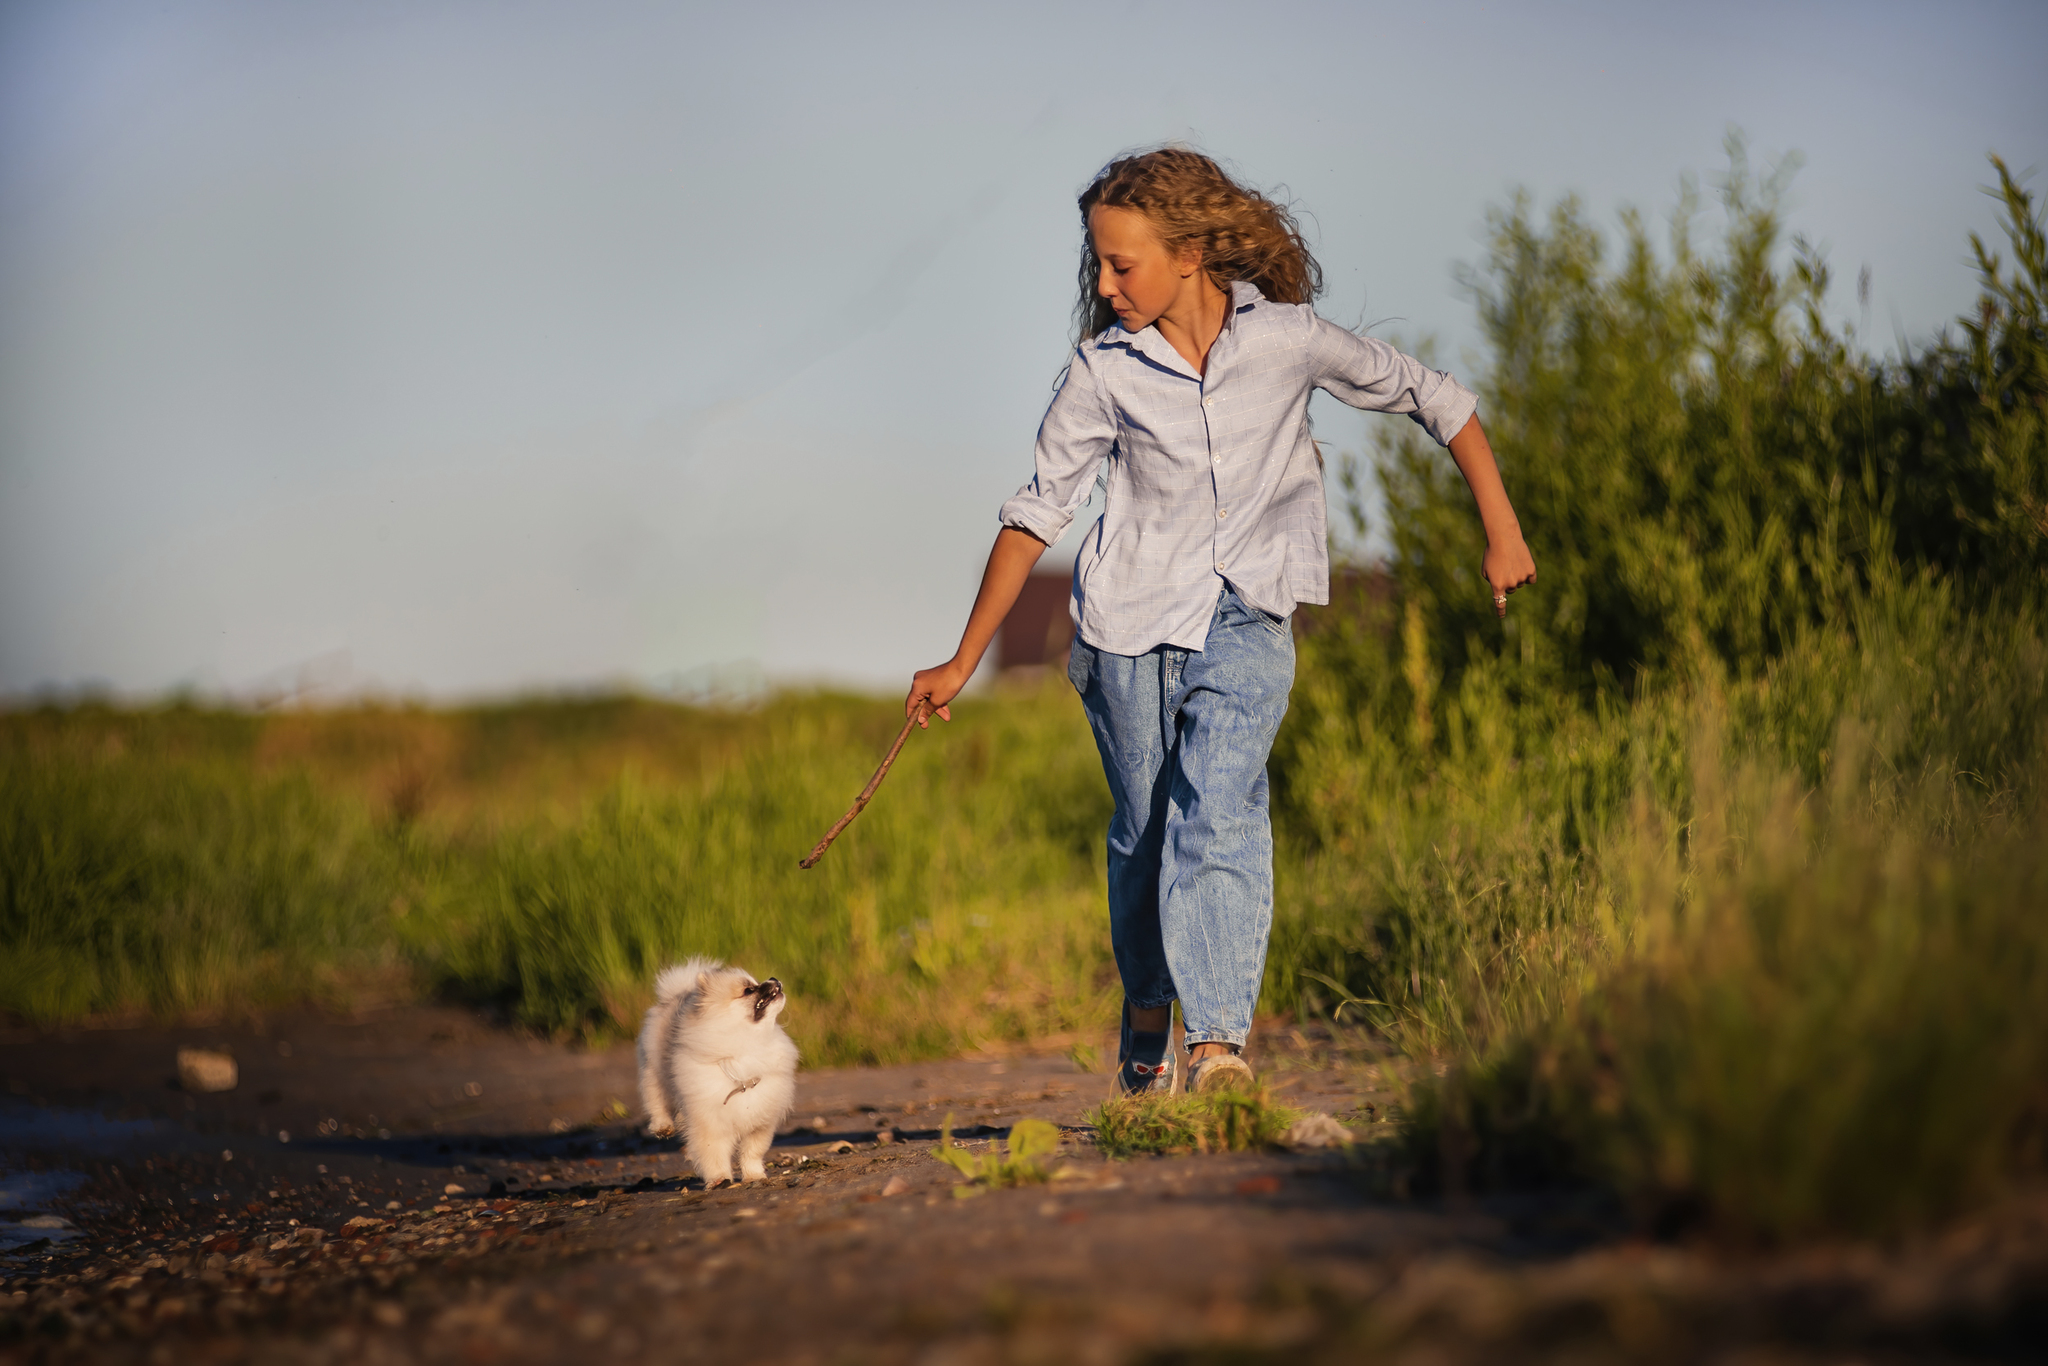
177;1048;238;1093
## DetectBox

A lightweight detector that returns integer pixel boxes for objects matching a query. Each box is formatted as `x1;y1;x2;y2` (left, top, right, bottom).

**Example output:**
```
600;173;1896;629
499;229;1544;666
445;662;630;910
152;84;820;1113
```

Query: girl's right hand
905;661;969;726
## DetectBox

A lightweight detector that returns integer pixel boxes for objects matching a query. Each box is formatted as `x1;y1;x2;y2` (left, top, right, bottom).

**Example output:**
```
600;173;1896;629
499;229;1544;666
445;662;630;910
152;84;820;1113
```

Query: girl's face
1089;205;1202;333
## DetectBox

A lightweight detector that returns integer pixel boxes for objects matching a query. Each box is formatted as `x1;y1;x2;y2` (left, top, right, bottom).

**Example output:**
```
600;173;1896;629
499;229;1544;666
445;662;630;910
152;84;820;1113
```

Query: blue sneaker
1115;1001;1176;1097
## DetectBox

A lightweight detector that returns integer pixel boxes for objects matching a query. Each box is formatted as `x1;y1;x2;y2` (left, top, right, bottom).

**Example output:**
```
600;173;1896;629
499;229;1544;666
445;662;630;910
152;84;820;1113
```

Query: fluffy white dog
635;958;798;1185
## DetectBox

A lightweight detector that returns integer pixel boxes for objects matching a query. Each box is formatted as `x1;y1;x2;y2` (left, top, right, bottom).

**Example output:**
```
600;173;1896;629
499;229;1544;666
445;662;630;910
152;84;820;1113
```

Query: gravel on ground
3;1008;2043;1364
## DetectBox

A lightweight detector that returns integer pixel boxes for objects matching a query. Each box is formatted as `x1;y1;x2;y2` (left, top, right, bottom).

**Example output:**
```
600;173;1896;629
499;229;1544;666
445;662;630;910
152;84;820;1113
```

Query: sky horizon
3;0;2044;704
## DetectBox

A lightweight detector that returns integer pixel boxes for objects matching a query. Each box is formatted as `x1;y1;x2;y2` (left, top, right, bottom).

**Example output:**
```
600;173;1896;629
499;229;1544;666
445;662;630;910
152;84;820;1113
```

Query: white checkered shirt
999;282;1479;656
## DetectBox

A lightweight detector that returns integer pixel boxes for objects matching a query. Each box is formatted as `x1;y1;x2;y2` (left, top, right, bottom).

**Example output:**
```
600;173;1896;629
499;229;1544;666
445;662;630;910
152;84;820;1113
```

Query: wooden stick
799;701;931;869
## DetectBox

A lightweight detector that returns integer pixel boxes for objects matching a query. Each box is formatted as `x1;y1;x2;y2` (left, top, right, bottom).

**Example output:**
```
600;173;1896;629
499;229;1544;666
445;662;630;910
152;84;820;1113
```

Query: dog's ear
695;971;714;997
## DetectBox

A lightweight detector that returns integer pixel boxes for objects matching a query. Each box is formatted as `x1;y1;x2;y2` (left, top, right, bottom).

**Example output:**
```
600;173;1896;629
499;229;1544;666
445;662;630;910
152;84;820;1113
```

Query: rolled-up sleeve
997;348;1116;545
1306;314;1478;447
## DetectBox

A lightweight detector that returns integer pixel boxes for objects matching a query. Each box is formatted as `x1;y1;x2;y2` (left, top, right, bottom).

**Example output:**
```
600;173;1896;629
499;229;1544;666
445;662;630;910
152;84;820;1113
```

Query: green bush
1357;142;2044;704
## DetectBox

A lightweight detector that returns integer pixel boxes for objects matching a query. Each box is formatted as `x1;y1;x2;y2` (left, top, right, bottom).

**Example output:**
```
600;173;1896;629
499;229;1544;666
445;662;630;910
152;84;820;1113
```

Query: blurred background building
995;573;1076;680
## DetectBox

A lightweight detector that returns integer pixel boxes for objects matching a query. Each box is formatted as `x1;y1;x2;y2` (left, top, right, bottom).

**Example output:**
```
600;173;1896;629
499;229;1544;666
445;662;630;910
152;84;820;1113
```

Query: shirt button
1218;508;1228;518
1204;397;1215;407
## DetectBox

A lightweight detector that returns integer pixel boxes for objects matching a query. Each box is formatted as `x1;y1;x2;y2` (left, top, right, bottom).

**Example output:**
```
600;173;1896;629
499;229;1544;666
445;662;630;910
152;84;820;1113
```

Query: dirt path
3;1009;2042;1364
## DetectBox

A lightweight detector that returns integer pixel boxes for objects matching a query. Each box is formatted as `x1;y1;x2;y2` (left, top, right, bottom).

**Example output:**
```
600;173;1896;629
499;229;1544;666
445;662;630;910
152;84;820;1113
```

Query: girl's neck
1154;274;1231;377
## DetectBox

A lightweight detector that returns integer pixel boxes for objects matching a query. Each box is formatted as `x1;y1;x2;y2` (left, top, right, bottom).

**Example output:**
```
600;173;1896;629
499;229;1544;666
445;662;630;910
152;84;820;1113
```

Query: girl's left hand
1484;535;1537;618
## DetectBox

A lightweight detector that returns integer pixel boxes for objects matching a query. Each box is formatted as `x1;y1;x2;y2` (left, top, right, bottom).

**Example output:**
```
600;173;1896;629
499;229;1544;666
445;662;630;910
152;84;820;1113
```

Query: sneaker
1118;1056;1175;1096
1184;1050;1255;1094
1115;1001;1176;1097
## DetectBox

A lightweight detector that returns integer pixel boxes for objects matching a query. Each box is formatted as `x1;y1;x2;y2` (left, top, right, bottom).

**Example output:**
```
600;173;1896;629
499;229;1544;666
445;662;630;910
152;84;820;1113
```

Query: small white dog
635;958;798;1185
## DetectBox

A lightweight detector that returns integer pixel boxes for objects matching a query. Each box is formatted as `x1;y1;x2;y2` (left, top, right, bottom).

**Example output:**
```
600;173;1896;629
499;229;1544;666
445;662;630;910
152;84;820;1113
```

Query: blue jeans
1067;585;1295;1049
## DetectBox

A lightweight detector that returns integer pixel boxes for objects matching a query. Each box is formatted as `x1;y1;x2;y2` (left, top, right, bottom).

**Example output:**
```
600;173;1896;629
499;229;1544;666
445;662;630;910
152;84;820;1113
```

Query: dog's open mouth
743;977;783;1021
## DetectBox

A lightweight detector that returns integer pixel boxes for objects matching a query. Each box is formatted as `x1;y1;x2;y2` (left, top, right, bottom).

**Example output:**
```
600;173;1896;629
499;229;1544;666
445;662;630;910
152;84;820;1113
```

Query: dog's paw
644;1122;675;1139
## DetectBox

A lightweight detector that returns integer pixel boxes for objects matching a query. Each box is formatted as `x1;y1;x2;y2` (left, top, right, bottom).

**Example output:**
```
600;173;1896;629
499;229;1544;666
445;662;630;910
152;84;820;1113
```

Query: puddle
0;1101;163;1258
1;1222;80;1253
0;1172;87;1254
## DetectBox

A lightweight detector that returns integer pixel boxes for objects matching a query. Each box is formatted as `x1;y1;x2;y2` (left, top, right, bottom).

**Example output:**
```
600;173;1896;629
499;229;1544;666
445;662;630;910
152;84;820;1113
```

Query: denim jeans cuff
1180;1029;1248;1050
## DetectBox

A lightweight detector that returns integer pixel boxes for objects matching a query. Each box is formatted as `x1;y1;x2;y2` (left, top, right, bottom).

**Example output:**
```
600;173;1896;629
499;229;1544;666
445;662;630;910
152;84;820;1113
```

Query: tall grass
1417;719;2048;1242
428;688;1115;1059
0;691;1114;1063
1268;581;2048;1051
0;711;409;1020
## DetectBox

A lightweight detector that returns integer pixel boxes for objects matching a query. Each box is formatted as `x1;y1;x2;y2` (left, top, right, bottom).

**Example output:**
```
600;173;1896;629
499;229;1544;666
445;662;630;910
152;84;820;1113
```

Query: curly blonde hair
1075;147;1324;341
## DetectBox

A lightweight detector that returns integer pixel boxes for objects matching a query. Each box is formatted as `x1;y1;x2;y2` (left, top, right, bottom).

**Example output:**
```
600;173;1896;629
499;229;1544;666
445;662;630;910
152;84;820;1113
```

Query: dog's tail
652;957;724;1005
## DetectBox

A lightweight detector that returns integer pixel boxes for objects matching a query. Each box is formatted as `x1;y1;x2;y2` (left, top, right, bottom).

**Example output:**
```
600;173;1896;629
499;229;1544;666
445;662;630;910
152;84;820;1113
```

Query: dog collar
718;1057;763;1104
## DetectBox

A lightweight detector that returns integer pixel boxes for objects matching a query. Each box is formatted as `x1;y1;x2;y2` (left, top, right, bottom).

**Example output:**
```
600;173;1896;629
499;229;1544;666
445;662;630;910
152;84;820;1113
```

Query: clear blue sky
2;0;2042;700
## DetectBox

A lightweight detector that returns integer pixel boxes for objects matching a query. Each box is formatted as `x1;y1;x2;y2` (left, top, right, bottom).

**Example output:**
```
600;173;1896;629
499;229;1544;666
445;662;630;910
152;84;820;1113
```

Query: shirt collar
1095;280;1268;378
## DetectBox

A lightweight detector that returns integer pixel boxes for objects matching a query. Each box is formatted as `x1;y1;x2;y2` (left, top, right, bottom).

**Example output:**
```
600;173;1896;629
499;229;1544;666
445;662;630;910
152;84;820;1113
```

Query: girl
907;149;1535;1096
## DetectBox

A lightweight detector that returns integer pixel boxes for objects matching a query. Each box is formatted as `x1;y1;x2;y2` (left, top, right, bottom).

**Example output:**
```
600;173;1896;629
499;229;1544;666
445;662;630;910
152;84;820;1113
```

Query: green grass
1268;579;2048;1055
1367;650;2048;1239
0;688;1116;1064
424;687;1116;1060
1089;1090;1305;1158
1408;732;2048;1240
0;720;412;1021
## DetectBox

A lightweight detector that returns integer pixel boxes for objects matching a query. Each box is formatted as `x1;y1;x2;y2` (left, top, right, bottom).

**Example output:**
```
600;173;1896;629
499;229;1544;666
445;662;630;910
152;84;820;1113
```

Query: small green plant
932;1115;1061;1196
1088;1090;1303;1159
